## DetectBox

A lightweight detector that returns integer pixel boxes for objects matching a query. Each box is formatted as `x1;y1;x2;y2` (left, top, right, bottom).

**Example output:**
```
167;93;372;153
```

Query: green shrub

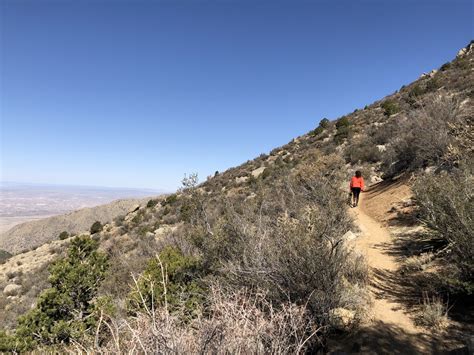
425;77;441;92
309;118;330;136
319;118;330;128
309;126;324;137
335;116;350;128
381;100;400;116
128;246;205;319
440;62;451;71
58;231;69;240
413;166;473;295
161;194;178;206
408;85;424;99
90;221;103;235
334;125;351;145
146;199;158;208
10;236;109;350
0;331;19;353
0;249;12;264
185;159;368;333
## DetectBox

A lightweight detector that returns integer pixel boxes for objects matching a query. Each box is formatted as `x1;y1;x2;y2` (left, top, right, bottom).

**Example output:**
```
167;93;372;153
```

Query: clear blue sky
1;0;472;190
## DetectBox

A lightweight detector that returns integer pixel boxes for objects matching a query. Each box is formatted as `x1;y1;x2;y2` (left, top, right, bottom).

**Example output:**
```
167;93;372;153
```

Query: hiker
350;170;365;207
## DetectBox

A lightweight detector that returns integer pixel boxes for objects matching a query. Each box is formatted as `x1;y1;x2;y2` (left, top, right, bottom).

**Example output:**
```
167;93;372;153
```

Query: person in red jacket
350;170;365;207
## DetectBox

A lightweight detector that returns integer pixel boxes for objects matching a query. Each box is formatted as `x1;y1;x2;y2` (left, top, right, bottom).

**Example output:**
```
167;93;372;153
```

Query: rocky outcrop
3;284;21;296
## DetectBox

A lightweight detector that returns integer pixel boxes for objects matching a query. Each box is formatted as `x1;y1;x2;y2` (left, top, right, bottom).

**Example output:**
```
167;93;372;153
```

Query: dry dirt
350;187;431;354
329;180;469;354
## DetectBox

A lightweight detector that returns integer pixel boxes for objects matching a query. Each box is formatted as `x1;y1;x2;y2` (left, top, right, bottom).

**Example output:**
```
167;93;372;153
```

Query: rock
4;284;21;296
329;308;356;330
251;167;266;178
457;42;473;58
424;166;436;174
128;204;140;214
420;70;437;78
245;192;257;201
125;211;138;222
371;175;383;184
235;176;249;184
154;224;178;238
342;231;357;242
267;155;278;163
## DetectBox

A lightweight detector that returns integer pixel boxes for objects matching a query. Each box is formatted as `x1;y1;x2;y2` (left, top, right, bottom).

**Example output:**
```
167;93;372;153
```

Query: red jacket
350;176;365;190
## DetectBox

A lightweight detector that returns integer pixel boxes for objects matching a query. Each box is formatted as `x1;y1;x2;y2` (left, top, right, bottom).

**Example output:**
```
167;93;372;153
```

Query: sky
1;0;472;191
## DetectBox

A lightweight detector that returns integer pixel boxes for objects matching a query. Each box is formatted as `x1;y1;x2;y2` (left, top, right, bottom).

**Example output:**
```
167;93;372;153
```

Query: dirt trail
344;184;435;354
352;206;420;332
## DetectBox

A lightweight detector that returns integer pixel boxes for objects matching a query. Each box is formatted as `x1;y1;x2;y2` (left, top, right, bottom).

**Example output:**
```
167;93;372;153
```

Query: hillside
0;197;154;254
0;42;472;353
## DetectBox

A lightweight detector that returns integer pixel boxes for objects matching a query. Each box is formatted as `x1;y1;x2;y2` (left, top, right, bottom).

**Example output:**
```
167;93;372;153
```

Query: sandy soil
350;193;432;354
328;180;462;354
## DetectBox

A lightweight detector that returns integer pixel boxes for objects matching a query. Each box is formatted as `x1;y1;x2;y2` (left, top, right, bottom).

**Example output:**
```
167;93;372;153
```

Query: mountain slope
0;197;153;254
0;42;472;353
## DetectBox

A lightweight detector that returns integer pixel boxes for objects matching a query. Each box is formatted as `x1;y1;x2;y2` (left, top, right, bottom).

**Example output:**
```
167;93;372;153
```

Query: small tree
58;231;69;240
310;126;324;136
128;246;205;319
335;116;350;128
381;100;400;116
90;221;103;234
146;199;158;208
319;118;330;128
12;236;108;350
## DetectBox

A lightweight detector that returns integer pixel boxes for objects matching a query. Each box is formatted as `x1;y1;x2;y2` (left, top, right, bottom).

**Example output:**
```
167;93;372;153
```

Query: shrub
84;285;318;354
90;221;103;235
416;293;449;329
113;215;125;227
334;125;351;145
58;231;69;240
413;165;473;294
309;126;324;136
161;194;178;206
10;236;109;350
344;138;381;164
408;85;424;99
128;246;205;319
440;62;451;71
381;100;400;116
320;118;330;128
382;94;465;176
369;120;398;145
335;116;350;128
185;158;368;337
425;77;440;92
310;118;331;137
146;199;158;208
0;249;12;264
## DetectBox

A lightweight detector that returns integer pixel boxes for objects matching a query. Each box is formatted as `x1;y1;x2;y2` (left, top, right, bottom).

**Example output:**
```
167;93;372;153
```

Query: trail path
351;205;420;332
344;184;435;354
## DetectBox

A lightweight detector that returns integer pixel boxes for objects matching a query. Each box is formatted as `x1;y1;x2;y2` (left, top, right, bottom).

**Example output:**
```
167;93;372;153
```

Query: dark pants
351;187;361;206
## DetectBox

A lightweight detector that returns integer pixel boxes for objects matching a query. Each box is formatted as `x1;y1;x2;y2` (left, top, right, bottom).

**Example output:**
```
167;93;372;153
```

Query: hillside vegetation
0;42;473;353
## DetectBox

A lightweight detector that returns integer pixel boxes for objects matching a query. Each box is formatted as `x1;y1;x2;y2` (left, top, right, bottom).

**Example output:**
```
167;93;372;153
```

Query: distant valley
0;182;163;234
